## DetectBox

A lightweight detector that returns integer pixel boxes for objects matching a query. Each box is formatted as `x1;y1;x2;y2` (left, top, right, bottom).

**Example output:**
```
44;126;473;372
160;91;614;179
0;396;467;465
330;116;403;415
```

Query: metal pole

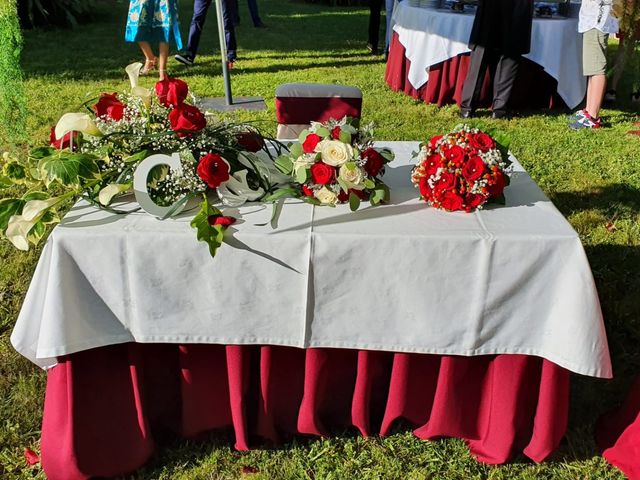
214;0;233;105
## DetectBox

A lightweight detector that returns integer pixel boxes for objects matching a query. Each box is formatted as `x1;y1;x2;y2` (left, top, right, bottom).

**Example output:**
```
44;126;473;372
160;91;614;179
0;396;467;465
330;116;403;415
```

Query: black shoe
367;43;380;55
459;109;474;119
175;53;194;66
491;110;510;120
254;21;267;28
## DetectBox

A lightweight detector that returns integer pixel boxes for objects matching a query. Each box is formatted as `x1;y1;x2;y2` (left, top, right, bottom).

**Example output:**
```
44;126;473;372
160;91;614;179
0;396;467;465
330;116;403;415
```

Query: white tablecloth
11;142;611;378
393;4;586;109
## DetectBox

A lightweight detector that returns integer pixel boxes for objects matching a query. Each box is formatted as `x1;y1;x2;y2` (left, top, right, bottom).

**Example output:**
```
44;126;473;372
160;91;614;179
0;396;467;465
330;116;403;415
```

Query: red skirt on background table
596;376;640;480
385;32;565;110
40;343;570;480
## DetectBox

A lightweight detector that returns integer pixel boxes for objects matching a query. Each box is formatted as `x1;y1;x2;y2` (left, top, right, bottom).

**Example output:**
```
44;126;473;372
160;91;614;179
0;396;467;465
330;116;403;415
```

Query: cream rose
319;140;353;167
292;154;316;174
314;186;338;205
338;163;365;190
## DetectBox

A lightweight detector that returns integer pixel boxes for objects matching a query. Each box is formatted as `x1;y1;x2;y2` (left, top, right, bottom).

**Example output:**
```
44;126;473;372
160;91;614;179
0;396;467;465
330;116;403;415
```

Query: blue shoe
569;111;601;130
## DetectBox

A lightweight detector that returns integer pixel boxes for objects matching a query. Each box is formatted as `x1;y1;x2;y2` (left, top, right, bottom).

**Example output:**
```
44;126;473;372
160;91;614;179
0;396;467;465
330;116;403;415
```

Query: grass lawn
1;0;639;478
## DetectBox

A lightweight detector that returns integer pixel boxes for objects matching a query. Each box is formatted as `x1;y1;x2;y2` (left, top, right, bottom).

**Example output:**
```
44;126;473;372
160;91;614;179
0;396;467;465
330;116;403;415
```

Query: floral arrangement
0;63;285;257
411;124;511;212
271;117;394;210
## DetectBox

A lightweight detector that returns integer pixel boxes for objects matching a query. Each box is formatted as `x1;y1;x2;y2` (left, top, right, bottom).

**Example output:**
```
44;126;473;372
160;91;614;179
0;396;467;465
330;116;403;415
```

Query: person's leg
586;74;607;118
231;0;240;25
582;29;609;120
158;42;169;80
185;0;212;59
460;45;490;115
492;54;520;117
384;0;394;57
222;0;237;62
247;0;264;27
368;0;382;53
138;41;157;73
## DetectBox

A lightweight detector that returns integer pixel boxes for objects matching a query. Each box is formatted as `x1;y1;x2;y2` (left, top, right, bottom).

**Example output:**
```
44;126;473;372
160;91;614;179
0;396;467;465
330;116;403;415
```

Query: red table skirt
596;376;640;480
385;32;566;110
41;343;570;480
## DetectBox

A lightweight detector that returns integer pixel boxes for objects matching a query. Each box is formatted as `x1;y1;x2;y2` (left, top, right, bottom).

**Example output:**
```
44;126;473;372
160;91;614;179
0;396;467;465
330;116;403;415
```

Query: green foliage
190;196;228;258
0;0;27;145
38;150;100;186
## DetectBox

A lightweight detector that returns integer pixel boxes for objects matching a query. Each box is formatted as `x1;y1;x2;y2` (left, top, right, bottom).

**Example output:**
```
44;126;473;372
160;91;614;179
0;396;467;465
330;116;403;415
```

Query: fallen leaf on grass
24;448;40;466
605;222;617;232
242;465;259;474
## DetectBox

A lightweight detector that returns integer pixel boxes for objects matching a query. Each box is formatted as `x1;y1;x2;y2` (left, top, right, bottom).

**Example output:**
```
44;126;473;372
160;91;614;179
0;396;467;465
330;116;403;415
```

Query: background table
386;5;585;109
12;142;611;479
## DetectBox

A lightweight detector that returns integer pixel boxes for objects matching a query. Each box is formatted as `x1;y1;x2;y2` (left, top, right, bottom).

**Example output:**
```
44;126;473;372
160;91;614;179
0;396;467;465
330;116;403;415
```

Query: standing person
233;0;267;28
569;0;619;129
175;0;238;67
125;0;182;80
459;0;534;119
367;0;396;58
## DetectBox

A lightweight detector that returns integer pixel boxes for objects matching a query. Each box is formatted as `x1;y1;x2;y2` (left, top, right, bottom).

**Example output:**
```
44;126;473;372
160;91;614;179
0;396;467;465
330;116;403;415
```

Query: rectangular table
12;142;612;479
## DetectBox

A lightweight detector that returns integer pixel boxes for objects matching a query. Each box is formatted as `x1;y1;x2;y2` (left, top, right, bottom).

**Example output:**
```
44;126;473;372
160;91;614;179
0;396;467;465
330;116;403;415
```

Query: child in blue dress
125;0;183;80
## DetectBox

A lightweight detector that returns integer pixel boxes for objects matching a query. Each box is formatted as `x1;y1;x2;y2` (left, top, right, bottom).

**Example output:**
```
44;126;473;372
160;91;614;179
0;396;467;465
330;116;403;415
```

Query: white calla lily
126;62;143;89
132;86;152;108
21;197;60;222
217;170;265;206
5;215;36;251
54;113;102;140
99;183;132;206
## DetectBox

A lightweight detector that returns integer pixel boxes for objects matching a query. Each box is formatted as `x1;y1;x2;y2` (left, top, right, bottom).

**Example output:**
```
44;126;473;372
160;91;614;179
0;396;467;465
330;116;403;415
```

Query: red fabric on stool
385;32;565;110
596;376;640;479
41;344;570;479
275;97;362;125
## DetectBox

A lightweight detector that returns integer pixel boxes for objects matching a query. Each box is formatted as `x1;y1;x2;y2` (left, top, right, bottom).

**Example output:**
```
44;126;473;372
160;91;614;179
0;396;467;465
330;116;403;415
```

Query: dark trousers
233;0;262;26
186;0;237;61
460;45;520;113
368;0;382;50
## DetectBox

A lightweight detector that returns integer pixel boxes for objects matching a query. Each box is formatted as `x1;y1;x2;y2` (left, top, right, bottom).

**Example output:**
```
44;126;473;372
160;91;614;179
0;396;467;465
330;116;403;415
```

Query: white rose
314;186;338;205
292;154;316;174
319;140;354;167
338;163;365;190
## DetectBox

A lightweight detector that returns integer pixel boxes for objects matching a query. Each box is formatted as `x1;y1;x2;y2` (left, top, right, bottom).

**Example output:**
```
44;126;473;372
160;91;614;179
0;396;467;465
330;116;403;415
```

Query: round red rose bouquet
411;124;511;212
272;117;394;210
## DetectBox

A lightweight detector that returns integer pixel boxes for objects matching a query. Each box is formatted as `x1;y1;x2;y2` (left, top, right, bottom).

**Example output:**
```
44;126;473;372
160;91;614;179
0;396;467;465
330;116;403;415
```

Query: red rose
424;153;443;175
169;104;206;137
94;93;125;121
338;189;349;202
197;153;230;188
429;135;443;150
442;145;465;166
487;170;506;197
361;148;386;177
462;155;486;182
310;162;335;185
236;131;265;152
464;193;485;210
302;185;314;196
331;126;341;139
303;133;321;153
469;133;495;152
155;77;189;107
337;188;367;203
419;177;432;199
439;190;464;211
49;127;79;150
207;214;236;227
433;171;456;191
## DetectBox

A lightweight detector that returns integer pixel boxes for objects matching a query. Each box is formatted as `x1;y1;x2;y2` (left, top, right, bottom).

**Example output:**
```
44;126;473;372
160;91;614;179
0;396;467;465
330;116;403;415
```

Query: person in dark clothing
460;0;534;119
367;0;395;57
233;0;266;28
175;0;238;66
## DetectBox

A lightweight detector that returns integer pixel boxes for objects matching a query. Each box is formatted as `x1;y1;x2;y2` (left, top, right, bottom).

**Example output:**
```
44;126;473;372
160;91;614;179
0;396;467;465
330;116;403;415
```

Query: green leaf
338;131;352;144
289;143;303;158
3;162;27;183
0;198;24;233
190;197;226;258
349;192;361;212
263;187;300;202
123;149;150;164
371;184;389;205
316;127;330;139
29;146;56;160
0;175;13;188
27;220;47;246
22;191;49;201
295;166;308;184
337;177;349;192
275;155;293;174
297;129;310;143
302;196;322;206
363;178;375;190
39;151;100;187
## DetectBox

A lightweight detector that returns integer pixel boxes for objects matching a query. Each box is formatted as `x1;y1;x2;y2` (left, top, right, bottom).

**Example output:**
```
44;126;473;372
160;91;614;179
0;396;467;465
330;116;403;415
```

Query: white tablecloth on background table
393;4;586;108
11;142;611;378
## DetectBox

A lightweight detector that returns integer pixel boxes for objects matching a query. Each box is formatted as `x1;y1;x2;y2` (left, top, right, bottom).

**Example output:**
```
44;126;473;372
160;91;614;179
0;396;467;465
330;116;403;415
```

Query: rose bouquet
0;63;285;257
270;117;394;211
411;124;511;212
